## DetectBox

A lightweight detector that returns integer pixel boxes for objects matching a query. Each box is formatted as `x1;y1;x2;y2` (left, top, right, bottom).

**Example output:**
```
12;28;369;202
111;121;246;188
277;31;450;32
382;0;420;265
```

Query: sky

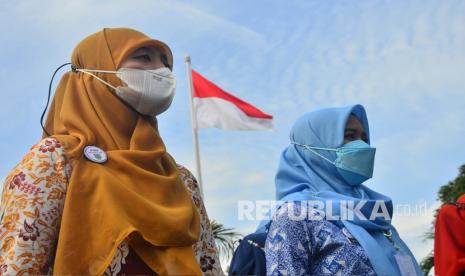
1;0;464;269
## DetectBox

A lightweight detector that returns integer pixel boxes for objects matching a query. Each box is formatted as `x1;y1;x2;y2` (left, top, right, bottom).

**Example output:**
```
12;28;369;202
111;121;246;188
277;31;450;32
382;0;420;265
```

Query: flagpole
185;55;204;198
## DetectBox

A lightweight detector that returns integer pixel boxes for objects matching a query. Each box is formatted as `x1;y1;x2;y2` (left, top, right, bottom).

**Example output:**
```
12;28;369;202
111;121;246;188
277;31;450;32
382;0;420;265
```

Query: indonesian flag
192;70;273;130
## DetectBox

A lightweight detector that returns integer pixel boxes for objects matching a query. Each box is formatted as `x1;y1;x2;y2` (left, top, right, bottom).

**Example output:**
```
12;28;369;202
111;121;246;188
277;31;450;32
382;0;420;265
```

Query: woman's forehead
346;115;365;130
130;46;163;55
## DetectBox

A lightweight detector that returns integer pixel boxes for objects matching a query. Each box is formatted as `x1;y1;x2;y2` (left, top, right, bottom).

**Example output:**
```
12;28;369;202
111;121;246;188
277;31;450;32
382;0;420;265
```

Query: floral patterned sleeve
265;202;312;275
177;165;224;276
265;202;376;276
0;139;222;275
0;138;70;275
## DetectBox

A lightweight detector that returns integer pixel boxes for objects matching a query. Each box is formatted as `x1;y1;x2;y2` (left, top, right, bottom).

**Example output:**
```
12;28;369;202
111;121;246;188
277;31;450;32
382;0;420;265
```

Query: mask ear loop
40;63;73;137
75;69;117;90
41;65;125;136
291;142;336;164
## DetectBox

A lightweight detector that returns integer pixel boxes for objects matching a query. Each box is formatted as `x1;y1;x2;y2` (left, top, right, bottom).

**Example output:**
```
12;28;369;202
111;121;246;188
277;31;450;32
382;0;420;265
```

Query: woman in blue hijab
264;105;422;275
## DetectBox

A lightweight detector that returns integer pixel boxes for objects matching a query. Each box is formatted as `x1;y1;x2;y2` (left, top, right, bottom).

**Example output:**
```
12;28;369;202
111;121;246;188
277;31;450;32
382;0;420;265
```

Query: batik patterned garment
265;202;376;276
0;138;223;275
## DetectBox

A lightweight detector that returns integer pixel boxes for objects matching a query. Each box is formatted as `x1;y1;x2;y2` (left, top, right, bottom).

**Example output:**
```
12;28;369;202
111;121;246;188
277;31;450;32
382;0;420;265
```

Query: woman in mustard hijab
0;28;222;275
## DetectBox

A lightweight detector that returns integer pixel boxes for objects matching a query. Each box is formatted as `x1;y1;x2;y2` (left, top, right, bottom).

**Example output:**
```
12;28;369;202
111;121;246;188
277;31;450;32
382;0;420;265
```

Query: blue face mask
292;140;376;186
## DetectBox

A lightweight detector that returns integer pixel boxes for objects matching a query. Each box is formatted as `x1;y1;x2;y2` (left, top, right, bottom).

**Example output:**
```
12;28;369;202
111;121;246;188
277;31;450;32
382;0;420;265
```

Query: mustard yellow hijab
44;28;201;275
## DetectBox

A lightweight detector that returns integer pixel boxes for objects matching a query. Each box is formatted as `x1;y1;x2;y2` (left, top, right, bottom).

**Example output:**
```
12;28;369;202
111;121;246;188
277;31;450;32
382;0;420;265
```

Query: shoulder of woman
176;164;197;177
5;137;68;178
272;201;338;232
175;164;203;206
26;137;70;178
270;202;310;235
176;164;200;190
176;163;190;174
30;137;66;159
0;137;70;274
436;202;464;223
22;137;71;180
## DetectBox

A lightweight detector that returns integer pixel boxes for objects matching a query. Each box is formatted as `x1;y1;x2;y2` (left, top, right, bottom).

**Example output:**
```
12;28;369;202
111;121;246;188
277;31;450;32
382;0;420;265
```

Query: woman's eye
345;134;355;140
134;54;151;62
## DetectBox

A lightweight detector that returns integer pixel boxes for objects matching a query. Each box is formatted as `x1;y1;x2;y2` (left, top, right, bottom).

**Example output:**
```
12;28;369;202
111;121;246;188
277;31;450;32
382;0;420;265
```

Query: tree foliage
210;220;242;263
421;165;465;275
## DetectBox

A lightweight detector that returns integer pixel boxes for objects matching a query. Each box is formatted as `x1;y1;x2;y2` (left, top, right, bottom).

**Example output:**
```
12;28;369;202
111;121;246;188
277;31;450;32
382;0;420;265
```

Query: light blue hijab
261;105;422;276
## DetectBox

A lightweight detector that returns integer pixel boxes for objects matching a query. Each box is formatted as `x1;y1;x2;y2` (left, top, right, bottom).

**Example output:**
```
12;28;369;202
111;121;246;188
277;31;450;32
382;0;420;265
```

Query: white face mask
76;67;176;116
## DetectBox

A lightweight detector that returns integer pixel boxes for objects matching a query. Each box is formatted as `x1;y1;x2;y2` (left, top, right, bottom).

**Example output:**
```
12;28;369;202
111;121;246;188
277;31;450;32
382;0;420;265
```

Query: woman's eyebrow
344;128;358;133
345;128;368;138
131;47;150;56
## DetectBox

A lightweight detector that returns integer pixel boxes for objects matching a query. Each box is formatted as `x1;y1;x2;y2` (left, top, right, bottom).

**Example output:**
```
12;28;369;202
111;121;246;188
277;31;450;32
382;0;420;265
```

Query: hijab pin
84;146;108;164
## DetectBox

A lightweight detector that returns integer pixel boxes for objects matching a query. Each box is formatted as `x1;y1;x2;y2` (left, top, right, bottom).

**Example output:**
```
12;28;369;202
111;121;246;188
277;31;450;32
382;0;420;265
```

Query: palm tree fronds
210;220;242;262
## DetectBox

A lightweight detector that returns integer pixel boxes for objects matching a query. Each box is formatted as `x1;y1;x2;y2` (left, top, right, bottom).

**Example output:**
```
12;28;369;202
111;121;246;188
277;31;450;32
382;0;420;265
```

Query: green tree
421;164;465;275
210;220;242;263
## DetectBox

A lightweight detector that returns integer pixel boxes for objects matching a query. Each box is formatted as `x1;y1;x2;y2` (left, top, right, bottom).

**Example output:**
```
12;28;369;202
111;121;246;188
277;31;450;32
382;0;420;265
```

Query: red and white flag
191;70;273;130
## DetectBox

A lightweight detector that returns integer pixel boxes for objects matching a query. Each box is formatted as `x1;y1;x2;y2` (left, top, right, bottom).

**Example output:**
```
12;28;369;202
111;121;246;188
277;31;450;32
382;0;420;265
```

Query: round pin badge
84;146;108;164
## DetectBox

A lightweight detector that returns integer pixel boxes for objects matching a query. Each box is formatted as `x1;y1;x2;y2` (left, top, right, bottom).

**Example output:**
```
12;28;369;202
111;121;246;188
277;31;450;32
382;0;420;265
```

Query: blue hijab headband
261;104;422;276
